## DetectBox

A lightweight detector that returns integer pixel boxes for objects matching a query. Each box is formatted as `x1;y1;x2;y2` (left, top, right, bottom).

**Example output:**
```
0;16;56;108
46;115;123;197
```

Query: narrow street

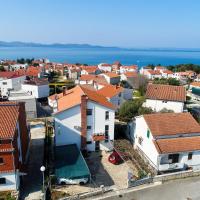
88;176;200;200
20;122;45;200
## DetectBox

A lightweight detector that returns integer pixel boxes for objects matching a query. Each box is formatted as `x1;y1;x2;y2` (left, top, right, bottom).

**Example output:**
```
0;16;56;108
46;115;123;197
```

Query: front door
95;141;100;151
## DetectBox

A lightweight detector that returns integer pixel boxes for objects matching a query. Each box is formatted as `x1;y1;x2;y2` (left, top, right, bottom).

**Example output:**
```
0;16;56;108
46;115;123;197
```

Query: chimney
81;95;87;150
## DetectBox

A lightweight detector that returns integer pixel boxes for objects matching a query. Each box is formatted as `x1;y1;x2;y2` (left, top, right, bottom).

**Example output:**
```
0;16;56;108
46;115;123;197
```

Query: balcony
158;162;185;171
92;133;105;141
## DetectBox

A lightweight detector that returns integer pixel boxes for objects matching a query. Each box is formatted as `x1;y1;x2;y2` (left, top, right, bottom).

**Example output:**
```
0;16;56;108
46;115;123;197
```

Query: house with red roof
53;85;116;152
102;72;121;85
0;102;29;190
144;84;186;113
21;78;49;99
134;113;200;172
98;63;112;72
98;85;124;108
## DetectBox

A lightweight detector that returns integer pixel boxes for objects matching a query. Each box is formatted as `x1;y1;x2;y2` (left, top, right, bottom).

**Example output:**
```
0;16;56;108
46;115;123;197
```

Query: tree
119;98;145;122
0;65;5;71
153;78;180;86
159;108;174;113
138;107;153;115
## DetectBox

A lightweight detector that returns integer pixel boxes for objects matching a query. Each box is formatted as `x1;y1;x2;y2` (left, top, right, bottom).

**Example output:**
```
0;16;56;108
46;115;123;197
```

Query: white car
58;177;89;185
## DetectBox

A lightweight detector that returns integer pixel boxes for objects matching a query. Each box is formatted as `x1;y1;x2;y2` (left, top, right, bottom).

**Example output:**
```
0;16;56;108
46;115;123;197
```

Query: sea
1;47;200;67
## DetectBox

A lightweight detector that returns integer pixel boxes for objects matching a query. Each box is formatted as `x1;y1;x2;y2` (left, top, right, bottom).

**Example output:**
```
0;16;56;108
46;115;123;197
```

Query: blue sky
0;0;200;48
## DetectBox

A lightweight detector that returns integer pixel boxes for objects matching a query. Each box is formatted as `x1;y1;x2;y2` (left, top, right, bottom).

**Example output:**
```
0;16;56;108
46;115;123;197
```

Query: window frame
86;109;92;116
105;111;109;120
188;152;193;160
0;178;6;184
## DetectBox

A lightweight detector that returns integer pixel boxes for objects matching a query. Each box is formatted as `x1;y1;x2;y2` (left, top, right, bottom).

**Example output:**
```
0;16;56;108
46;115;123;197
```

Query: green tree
119;98;145;122
138;107;153;115
0;65;5;71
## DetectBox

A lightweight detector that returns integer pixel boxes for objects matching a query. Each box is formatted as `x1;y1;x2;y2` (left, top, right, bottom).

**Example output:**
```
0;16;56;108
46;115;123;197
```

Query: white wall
144;99;184;113
123;88;133;100
0;173;18;191
55;105;81;148
0;76;26;96
134;116;159;168
86;101;115;151
22;84;49;98
54;101;115;151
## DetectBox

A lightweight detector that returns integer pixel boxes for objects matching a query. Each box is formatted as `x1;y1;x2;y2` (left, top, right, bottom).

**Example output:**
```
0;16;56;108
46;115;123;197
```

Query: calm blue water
1;47;200;66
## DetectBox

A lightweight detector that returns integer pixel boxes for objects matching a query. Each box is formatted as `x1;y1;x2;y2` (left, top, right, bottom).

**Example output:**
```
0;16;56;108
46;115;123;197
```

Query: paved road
20;122;45;200
90;176;200;200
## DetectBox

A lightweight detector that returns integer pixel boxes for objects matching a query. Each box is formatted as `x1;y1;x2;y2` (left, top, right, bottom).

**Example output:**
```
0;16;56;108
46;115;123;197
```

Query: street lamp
40;166;46;192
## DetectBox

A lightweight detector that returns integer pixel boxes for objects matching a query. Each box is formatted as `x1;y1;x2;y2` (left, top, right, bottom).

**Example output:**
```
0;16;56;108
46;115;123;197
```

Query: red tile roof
144;113;200;137
123;72;138;78
162;70;173;74
154;136;200;154
0;71;23;79
146;84;186;102
191;82;200;87
103;72;120;78
56;85;116;113
79;75;108;85
98;84;123;98
147;70;161;75
0;102;20;139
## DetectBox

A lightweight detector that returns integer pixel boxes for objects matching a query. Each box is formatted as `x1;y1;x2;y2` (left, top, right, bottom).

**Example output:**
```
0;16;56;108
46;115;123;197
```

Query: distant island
1;41;200;52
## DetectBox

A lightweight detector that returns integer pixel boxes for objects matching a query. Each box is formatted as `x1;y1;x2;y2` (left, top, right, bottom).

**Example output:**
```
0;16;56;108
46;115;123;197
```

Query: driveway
20;122;45;200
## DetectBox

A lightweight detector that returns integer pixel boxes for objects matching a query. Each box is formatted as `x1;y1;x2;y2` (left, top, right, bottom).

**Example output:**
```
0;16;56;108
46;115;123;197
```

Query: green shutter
147;130;150;138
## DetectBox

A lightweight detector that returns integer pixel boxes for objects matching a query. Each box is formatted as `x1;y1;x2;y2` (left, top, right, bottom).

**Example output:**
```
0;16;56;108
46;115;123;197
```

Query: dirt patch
114;139;156;178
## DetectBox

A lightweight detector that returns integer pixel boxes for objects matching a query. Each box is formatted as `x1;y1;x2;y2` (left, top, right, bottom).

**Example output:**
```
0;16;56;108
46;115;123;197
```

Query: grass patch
0;191;16;200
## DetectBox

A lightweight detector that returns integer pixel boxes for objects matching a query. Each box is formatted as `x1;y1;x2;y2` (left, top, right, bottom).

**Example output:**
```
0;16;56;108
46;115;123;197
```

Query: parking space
52;150;134;198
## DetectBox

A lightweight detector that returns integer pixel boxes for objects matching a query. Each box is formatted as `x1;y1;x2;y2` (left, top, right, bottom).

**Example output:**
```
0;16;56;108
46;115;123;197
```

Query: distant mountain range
1;41;200;52
0;41;122;50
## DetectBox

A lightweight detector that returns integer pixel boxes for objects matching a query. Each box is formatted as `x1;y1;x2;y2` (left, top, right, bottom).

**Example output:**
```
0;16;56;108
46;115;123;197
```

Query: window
118;100;120;106
105;125;109;142
168;154;179;163
0;178;6;184
147;130;150;138
87;126;92;130
2;82;7;85
188;152;193;160
86;109;92;115
105;111;109;120
0;158;4;164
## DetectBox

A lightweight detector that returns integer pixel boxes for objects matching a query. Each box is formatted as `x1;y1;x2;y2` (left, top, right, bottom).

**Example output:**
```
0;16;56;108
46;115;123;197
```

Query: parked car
108;150;123;165
58;177;89;185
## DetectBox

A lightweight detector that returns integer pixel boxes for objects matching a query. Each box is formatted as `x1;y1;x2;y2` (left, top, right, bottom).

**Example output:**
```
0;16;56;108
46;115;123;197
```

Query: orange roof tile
154;136;200;154
191;82;200;87
123;72;138;78
144;113;200;137
146;84;186;102
103;72;120;78
56;85;115;113
147;70;161;75
98;84;123;98
0;102;20;139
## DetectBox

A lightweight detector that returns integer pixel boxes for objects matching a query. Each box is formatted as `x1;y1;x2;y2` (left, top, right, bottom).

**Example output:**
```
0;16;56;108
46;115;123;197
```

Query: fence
128;169;200;188
128;177;153;187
